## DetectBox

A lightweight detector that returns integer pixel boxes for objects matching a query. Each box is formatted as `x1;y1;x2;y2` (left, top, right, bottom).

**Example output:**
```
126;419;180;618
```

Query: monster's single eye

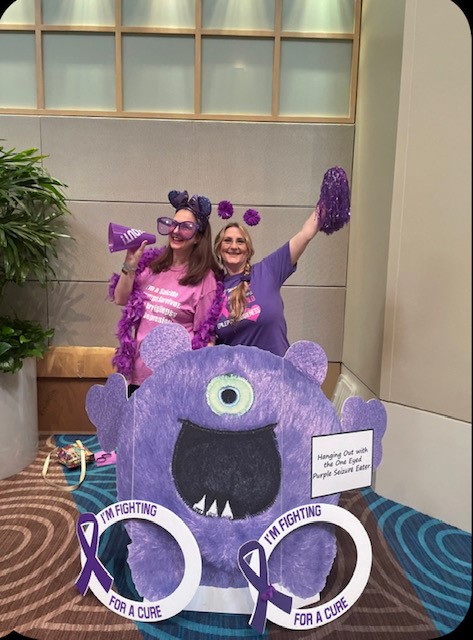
206;375;254;416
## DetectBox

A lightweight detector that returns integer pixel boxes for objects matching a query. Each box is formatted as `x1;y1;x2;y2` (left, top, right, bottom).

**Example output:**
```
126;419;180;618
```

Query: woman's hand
123;240;148;270
114;240;148;305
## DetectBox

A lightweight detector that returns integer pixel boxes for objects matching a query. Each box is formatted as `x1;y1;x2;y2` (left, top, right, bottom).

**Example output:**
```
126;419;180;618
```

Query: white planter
0;357;39;480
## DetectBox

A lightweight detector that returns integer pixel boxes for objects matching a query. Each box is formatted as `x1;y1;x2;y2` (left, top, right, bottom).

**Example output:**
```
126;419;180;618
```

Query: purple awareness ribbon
75;512;113;595
238;540;293;633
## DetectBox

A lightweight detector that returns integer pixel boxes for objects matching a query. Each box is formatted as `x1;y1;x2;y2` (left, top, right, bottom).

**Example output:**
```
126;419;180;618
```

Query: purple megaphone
108;223;156;253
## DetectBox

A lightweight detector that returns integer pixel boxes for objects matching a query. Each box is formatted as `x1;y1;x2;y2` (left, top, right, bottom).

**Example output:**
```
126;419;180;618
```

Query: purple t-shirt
215;242;296;356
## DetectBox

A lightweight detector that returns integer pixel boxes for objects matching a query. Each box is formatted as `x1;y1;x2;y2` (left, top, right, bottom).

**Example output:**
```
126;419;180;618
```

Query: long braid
229;261;251;322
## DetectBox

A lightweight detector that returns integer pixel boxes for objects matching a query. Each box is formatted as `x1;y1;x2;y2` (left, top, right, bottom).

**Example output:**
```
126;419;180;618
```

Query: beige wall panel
342;0;405;396
54;201;166;281
289;227;348;288
182;121;354;206
0;115;41;151
53;201;349;286
282;287;345;361
374;401;471;532
0;282;48;328
47;282;122;348
40;117;354;206
381;0;471;422
45;281;345;354
2;117;352;371
227;207;349;287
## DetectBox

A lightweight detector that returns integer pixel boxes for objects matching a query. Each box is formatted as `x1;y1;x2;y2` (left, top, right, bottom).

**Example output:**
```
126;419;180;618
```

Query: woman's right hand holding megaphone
114;240;149;304
121;240;148;276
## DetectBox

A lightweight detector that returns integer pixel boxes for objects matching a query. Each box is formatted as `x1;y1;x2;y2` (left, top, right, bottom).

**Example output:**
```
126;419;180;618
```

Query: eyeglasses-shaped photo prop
108;189;209;252
108;217;199;253
157;217;199;240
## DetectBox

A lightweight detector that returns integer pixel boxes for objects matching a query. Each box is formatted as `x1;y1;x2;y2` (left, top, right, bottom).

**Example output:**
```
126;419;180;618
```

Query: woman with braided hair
213;208;322;356
213;168;350;355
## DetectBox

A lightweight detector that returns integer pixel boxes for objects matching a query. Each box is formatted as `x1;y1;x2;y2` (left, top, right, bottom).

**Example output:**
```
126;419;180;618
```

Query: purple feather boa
108;247;224;377
191;280;225;350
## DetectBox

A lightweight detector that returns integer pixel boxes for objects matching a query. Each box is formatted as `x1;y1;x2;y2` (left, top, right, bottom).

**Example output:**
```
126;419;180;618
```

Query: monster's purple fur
86;324;387;601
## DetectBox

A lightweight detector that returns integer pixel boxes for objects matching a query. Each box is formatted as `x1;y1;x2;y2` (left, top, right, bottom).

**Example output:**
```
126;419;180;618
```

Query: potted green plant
0;144;72;479
0;317;54;374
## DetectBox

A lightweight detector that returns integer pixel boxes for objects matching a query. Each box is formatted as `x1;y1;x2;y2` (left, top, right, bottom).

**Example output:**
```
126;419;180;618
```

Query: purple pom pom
243;208;260;226
317;166;351;235
218;200;234;220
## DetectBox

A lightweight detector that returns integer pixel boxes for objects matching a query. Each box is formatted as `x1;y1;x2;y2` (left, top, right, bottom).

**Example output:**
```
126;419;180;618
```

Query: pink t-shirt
132;266;217;384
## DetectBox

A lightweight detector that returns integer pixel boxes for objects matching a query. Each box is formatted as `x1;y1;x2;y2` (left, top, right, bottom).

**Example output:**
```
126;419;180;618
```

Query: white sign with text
311;430;374;497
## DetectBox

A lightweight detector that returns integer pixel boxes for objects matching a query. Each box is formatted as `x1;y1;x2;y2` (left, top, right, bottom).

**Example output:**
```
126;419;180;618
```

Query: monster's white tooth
192;495;206;513
206;500;218;517
221;501;233;519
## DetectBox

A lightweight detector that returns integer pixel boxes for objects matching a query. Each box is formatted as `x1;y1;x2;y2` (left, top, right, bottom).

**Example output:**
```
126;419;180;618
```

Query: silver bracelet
121;263;137;274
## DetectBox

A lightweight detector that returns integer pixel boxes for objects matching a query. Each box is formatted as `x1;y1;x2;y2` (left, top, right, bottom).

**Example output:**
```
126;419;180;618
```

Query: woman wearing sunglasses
110;189;223;394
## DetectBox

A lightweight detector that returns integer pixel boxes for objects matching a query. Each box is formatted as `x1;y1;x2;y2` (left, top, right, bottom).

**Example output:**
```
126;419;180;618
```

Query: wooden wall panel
38;378;103;434
37;346;115;435
322;362;341;401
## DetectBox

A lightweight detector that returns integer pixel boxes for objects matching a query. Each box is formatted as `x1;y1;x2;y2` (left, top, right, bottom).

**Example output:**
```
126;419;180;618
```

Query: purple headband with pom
316;166;351;235
168;189;212;231
217;200;261;226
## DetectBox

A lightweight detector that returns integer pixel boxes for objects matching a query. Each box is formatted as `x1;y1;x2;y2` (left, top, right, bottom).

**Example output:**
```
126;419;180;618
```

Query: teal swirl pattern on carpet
56;435;471;639
360;487;471;635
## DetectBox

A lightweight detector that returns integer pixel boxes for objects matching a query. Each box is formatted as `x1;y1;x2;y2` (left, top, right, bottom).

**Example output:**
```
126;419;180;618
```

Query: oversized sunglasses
157;216;198;239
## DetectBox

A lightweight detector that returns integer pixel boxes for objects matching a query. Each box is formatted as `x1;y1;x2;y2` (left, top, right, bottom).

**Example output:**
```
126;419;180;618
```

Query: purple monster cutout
86;324;387;602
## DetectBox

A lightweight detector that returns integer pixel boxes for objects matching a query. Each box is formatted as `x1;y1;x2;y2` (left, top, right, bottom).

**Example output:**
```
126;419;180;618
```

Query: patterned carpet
0;435;470;640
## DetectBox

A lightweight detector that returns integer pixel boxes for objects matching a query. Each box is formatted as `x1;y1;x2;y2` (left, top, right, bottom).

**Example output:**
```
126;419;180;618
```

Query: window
0;0;361;122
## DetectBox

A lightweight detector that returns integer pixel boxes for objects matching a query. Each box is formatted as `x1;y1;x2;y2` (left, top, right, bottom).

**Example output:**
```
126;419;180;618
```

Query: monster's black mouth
172;420;281;520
